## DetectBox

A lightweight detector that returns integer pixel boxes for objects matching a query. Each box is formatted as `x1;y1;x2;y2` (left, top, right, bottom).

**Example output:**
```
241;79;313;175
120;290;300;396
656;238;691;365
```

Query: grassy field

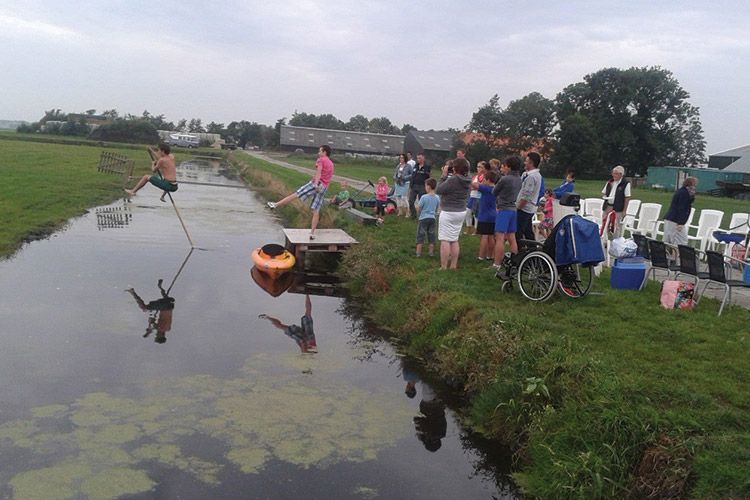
271;151;750;228
0;135;207;257
232;152;750;499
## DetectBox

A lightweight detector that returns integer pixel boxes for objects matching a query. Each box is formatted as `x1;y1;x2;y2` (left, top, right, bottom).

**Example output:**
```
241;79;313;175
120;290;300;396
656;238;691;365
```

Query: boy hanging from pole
125;143;178;199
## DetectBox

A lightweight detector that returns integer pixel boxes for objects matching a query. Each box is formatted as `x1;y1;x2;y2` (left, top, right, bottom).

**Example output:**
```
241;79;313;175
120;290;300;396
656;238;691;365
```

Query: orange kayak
251;244;296;274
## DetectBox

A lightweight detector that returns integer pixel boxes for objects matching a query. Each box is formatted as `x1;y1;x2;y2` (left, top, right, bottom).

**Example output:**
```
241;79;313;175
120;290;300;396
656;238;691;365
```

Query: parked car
167;133;200;148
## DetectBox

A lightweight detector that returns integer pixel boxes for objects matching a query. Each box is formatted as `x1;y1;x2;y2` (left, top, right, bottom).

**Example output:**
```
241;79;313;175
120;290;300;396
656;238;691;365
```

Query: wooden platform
282;228;358;266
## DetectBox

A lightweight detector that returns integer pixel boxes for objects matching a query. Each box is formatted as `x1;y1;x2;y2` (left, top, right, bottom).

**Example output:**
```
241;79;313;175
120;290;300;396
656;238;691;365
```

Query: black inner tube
261;243;286;257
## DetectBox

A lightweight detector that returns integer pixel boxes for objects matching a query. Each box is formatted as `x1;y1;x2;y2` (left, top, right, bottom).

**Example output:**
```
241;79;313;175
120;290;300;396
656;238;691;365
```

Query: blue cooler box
611;257;647;290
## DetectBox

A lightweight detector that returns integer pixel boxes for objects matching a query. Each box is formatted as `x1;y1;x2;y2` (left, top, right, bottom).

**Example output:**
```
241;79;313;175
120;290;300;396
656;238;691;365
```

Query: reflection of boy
126;279;175;344
259;295;318;353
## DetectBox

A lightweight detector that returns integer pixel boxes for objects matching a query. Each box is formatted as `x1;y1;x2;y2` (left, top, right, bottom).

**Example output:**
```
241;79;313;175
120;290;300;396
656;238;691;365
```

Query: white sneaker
266;201;277;209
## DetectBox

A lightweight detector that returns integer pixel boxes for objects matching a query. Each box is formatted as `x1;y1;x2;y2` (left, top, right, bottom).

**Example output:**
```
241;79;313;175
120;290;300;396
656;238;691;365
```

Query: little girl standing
375;176;389;222
540;188;554;238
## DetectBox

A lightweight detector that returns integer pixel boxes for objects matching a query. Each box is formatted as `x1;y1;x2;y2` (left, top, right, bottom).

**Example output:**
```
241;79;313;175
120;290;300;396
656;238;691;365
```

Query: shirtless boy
125;143;178;198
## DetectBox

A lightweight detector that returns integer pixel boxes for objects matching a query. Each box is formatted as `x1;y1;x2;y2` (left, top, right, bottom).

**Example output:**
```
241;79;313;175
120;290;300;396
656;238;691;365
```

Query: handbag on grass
660;280;696;310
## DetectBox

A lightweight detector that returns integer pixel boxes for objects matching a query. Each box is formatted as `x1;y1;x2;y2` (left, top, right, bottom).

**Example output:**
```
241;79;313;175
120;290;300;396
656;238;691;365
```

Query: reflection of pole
166;248;194;295
148;147;194;248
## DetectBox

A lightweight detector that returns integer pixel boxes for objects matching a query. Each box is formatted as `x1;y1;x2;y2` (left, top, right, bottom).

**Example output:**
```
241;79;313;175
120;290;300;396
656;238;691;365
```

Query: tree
102;109;119;120
176;119;187;132
345;114;369;132
554;113;602;178
187;118;205;133
89;121;159;143
368;116;400;135
40;109;66;123
468;94;504;140
401;123;417;135
85;109;97;116
555;66;706;176
206;122;225;134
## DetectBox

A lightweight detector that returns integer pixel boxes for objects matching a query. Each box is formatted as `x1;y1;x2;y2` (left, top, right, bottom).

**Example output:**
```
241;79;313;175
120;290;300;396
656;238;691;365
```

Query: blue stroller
496;193;606;301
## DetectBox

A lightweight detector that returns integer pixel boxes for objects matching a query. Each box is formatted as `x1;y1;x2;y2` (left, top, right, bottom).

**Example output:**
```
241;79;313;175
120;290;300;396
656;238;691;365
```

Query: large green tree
555;66;706;177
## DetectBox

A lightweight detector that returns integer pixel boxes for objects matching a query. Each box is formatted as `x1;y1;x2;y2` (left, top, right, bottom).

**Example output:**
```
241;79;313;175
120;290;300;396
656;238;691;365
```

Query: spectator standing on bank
393;153;413;217
516;152;543;246
663;177;698;246
436;158;472;270
415;178;439;258
409;153;431;217
601;165;631;238
492;156;523;268
474;170;498;260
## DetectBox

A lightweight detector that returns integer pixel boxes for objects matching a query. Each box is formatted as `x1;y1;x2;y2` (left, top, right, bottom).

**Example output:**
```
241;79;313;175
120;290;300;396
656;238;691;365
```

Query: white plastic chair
653;207;695;241
583;198;603;218
621;199;642;230
687;209;724;253
709;212;749;255
623;203;661;238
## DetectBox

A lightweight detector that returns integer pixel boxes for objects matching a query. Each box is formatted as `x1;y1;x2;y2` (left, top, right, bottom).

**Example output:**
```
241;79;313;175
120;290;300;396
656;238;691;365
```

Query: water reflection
250;266;295;297
126;282;175;344
250;268;347;299
125;249;193;344
400;358;447;452
95;202;132;230
259;294;318;353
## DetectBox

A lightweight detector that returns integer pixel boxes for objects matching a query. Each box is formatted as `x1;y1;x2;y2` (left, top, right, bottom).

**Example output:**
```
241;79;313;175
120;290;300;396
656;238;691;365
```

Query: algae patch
0;354;411;497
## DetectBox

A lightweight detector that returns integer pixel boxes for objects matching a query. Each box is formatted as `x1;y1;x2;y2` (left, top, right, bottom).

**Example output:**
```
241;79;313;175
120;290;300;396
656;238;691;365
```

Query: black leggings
376;200;387;216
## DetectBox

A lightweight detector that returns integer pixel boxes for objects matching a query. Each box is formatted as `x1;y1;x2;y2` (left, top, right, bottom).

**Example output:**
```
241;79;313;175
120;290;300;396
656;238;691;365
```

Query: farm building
647;144;750;198
403;130;456;165
279;125;404;156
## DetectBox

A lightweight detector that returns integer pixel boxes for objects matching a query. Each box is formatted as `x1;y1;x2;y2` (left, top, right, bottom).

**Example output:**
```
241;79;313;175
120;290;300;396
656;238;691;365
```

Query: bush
89;120;159;144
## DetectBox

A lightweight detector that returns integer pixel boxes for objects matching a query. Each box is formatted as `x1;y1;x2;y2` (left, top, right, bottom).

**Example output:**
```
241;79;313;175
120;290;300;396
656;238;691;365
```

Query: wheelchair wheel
500;280;512;293
557;264;593;298
517;251;557;302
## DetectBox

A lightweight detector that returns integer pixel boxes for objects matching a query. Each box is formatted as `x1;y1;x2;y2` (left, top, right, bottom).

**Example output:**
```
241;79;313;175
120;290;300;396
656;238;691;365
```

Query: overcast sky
2;0;748;154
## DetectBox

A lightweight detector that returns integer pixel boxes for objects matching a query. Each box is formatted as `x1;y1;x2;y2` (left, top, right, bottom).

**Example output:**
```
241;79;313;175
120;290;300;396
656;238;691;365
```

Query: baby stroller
496;193;605;302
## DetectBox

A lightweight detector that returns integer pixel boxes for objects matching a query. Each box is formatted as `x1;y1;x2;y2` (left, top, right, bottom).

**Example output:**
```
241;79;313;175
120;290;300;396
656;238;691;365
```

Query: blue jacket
553;181;575;199
664;187;694;225
552;215;605;266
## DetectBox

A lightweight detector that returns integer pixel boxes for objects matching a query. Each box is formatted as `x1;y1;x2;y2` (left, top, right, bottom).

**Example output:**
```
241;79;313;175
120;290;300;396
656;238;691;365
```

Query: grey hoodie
435;175;472;212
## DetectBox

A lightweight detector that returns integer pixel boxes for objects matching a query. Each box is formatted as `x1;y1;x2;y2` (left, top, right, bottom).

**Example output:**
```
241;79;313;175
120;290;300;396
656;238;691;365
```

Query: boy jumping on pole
266;145;334;240
125;143;178;198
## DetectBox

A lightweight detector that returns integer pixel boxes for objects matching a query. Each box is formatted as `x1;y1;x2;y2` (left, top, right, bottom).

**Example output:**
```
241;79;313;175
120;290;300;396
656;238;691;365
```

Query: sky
2;0;749;154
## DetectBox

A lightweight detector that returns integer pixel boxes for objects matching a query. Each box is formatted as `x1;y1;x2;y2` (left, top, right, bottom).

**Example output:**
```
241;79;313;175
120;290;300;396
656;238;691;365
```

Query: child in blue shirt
474;171;499;260
416;178;439;257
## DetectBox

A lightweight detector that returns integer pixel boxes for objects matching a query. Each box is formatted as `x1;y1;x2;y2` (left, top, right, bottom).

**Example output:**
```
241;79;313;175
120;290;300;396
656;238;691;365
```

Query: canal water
0;159;516;499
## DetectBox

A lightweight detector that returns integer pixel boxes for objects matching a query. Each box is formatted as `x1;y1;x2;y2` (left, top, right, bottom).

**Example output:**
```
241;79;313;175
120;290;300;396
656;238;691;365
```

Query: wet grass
232;152;750;498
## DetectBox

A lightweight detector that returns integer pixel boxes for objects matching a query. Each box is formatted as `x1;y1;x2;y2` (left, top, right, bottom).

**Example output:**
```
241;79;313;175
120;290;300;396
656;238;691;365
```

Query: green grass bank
0;135;208;257
231;152;750;499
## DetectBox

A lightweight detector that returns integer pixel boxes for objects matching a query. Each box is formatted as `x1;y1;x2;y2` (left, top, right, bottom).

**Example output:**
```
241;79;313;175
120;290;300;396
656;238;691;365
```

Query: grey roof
280;125;403;154
710;144;750;157
723;155;750;173
406;130;455;151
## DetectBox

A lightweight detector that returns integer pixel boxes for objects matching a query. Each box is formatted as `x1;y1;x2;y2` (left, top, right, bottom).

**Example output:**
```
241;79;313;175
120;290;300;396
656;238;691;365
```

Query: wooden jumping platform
282;228;358;266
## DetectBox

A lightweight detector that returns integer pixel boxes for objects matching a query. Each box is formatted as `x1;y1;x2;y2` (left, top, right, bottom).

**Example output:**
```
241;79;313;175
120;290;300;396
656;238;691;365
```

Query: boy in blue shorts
492;156;523;269
415;178;439;257
474;170;499;260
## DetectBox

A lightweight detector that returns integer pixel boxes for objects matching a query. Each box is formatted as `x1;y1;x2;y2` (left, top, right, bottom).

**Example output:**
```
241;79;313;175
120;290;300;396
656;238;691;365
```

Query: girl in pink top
375;176;389;221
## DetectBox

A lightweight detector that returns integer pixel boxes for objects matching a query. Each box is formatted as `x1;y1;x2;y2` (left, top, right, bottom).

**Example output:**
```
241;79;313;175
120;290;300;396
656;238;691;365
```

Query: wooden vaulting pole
148;147;195;248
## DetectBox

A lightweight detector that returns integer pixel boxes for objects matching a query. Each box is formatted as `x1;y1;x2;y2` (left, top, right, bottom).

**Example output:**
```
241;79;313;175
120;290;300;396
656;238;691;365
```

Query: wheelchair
495;194;600;302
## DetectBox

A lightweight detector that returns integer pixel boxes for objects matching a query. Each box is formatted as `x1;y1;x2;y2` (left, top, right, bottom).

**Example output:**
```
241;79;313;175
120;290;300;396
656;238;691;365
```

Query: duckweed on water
0;354;411;498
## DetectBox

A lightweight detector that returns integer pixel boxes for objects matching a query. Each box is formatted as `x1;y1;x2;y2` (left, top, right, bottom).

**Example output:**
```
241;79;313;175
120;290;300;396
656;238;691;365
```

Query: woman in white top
601;165;631;237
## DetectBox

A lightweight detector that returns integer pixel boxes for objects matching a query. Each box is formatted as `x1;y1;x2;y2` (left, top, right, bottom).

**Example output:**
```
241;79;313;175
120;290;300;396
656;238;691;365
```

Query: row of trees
288;112;416;136
465;66;706;178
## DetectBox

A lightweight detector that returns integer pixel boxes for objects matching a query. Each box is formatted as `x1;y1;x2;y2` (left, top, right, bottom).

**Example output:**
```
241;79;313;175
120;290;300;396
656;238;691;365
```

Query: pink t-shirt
376;183;389;201
315;156;334;187
543;197;553;218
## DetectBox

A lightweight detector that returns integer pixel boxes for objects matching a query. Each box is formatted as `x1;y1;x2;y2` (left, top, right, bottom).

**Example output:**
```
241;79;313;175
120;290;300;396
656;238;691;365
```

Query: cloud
0;11;80;40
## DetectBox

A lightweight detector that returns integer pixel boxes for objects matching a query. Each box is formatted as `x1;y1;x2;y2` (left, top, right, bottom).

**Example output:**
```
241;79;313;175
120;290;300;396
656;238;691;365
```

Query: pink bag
660;280;696;310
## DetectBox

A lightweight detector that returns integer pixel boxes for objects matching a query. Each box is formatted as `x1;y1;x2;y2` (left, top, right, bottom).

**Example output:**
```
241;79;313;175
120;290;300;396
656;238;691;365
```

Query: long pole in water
166;247;194;295
148;147;195;248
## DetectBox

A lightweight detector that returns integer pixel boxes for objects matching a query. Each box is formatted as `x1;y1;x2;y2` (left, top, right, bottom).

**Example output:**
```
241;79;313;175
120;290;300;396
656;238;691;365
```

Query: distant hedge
89;121;159;144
